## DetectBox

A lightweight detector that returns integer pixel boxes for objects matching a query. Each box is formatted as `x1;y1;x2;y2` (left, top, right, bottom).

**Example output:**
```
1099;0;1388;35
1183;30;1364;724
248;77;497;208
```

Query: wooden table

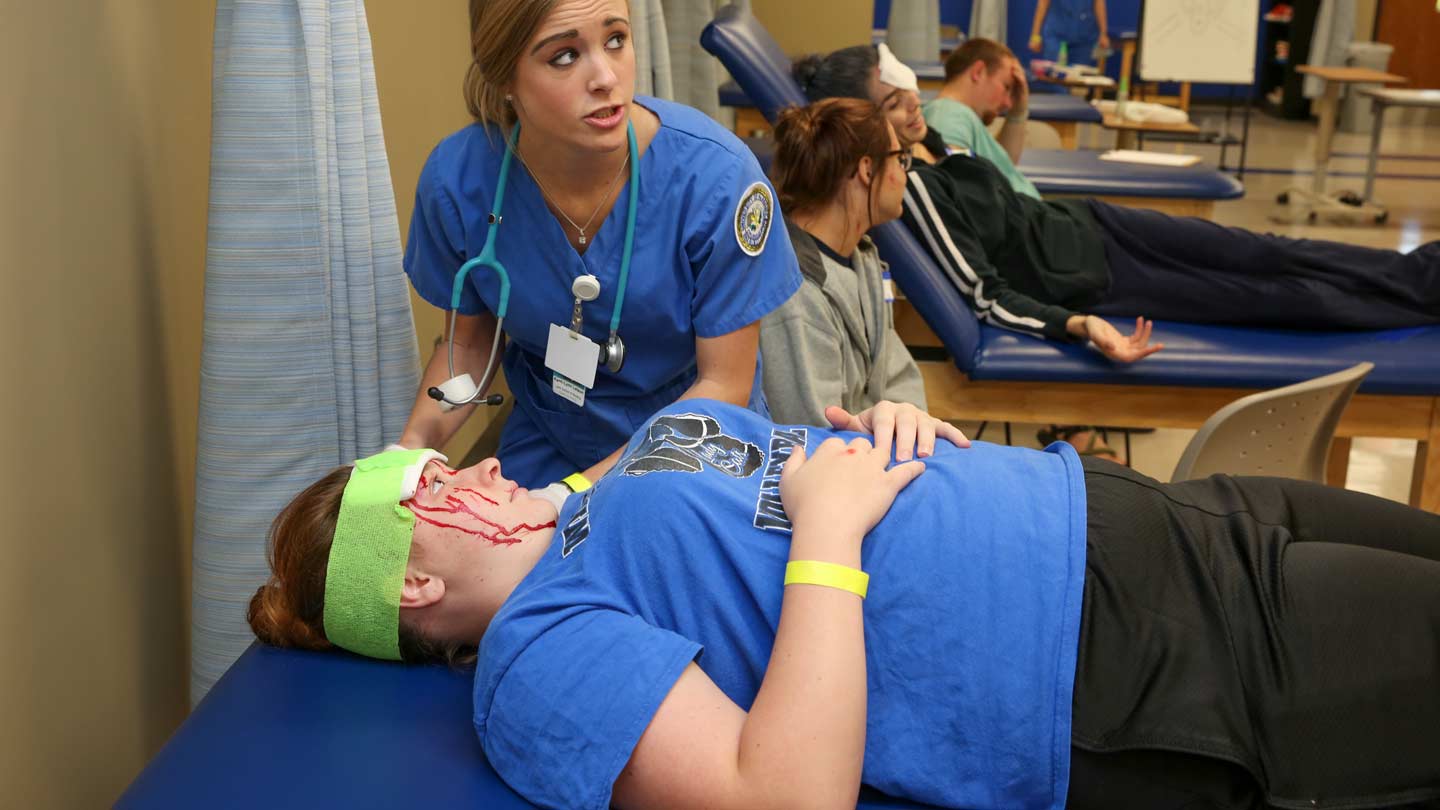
1356;87;1440;206
1295;66;1407;194
1101;112;1200;150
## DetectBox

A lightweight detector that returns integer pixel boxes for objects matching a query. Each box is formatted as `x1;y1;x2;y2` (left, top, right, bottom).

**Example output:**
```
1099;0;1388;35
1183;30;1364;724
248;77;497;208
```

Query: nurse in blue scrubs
396;0;801;492
1028;0;1111;65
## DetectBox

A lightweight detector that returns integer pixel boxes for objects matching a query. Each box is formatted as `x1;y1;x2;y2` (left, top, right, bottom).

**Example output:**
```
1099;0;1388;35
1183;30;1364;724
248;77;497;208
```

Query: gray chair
1170;362;1374;483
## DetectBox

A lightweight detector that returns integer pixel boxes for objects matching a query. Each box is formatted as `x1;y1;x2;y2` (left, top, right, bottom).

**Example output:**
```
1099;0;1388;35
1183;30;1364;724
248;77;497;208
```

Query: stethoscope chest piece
600;333;625;374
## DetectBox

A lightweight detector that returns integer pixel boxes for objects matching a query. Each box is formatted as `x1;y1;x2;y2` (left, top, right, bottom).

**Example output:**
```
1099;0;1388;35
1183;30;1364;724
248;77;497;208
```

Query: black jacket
900;153;1110;341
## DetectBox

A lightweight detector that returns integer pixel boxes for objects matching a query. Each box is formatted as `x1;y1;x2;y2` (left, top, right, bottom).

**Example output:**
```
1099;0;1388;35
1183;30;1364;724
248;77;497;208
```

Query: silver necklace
515;147;630;246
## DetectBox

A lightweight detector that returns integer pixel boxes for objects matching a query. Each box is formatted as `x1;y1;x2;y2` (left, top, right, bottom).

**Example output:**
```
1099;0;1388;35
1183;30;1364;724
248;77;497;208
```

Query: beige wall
0;0;860;804
0;1;210;806
751;0;872;56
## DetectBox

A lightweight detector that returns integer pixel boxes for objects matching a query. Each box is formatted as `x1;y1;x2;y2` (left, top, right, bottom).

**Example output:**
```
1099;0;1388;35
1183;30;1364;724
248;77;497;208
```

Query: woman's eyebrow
530;17;629;55
531;29;578;55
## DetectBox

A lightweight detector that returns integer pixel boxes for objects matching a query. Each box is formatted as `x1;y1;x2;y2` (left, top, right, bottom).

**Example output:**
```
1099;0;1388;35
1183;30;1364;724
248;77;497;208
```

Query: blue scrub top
405;97;802;487
474;399;1088;810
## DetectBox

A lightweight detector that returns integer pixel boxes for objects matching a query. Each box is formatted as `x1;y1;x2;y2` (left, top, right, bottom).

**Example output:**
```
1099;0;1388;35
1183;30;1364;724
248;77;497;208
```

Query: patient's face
873;81;927;148
405;458;557;550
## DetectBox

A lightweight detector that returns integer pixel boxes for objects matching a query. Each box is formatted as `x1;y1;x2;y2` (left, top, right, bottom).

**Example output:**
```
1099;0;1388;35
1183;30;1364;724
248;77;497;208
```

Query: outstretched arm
901;170;1080;341
1095;0;1111;50
1030;0;1051;51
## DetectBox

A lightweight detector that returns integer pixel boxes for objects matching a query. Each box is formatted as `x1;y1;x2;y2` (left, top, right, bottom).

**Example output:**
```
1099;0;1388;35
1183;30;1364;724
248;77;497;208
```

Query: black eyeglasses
885;148;913;171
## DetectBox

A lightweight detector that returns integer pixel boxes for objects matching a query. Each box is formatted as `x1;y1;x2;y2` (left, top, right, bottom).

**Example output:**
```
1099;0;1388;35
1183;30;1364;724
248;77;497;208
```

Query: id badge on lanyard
881;269;896;304
544;274;602;407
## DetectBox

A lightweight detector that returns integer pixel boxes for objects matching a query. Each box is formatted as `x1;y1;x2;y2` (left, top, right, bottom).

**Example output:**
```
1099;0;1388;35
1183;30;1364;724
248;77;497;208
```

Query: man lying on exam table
795;45;1440;364
250;398;1440;810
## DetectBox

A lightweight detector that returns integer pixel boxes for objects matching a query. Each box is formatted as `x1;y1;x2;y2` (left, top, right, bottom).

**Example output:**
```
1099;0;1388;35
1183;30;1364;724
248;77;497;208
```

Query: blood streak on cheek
405;498;556;546
448;485;498;506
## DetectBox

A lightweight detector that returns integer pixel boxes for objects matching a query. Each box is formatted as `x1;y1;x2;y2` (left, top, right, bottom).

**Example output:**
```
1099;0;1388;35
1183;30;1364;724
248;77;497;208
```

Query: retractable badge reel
545;274;615;407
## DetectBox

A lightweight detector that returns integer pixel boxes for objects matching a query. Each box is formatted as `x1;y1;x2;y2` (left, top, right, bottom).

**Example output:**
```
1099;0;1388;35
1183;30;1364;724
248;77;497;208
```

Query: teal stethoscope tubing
443;119;639;405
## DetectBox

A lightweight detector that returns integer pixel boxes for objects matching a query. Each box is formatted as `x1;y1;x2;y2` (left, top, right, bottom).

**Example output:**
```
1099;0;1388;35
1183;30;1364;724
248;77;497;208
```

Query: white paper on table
1098;149;1202;167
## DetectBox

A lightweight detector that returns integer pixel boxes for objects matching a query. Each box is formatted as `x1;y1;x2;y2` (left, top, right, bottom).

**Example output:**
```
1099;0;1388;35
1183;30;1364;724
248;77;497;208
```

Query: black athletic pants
1067;460;1440;810
1085;200;1440;330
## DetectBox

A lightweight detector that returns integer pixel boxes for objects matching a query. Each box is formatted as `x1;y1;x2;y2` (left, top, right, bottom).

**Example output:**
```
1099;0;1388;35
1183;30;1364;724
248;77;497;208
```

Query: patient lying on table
250;398;1440;810
901;149;1440;361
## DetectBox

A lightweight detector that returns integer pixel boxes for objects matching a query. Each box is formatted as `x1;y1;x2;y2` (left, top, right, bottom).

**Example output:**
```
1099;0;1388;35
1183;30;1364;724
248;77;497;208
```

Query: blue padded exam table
702;4;1241;218
120;644;940;809
870;218;1440;512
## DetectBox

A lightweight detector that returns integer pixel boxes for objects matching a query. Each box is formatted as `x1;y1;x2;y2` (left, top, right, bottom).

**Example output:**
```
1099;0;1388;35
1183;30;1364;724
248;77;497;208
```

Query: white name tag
552;373;587;407
545;322;599;390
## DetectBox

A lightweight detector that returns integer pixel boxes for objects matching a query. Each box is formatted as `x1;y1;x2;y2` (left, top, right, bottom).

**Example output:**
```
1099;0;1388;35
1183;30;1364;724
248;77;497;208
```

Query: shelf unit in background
1258;0;1320;119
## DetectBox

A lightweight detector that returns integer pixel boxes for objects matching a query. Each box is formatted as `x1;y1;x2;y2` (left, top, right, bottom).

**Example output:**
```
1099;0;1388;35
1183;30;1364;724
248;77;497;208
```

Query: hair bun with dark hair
791;53;824;95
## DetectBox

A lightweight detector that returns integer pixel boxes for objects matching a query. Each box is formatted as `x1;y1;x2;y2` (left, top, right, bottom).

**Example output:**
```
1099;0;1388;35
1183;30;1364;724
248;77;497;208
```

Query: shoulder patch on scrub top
733;181;774;257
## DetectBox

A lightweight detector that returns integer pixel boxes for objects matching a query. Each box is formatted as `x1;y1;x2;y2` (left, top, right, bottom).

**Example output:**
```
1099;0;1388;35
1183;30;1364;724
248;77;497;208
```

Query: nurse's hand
824;401;971;462
781;437;926;539
1079;315;1164;363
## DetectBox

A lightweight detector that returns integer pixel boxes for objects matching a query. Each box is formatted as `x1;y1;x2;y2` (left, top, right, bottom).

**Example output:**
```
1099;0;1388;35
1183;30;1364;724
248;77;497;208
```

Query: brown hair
770;98;895;222
463;0;562;127
247;466;477;667
943;37;1016;81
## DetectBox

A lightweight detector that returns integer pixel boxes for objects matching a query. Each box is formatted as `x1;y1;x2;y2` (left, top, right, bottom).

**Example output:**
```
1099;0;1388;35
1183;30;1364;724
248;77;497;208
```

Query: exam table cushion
1018;148;1244;199
118;644;941;809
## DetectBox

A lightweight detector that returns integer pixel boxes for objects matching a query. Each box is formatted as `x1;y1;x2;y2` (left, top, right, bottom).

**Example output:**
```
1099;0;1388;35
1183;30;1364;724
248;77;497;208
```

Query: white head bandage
876;43;919;93
383;448;450;501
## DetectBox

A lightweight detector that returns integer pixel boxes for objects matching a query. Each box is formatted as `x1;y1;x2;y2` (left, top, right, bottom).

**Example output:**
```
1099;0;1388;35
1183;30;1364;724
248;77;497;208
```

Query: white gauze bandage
876;43;919;93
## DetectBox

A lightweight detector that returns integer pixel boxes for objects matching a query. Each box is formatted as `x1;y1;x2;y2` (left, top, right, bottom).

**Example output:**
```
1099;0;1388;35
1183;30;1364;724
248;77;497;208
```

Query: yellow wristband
561;472;592;493
784;560;869;599
1030;34;1043;43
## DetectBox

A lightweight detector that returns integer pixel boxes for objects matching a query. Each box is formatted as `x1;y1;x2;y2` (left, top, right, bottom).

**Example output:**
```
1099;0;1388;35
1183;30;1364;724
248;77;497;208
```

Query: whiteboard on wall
1138;0;1261;84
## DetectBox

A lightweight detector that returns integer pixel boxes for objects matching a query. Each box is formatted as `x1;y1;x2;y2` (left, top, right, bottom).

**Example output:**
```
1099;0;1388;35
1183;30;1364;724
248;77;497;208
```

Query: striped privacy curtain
192;0;419;702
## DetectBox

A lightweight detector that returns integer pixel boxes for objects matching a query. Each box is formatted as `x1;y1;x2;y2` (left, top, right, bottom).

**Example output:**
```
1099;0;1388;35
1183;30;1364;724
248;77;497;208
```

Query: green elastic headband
324;447;446;660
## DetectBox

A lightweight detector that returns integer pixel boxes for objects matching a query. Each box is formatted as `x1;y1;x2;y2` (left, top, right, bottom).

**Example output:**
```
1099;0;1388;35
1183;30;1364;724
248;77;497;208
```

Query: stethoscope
427;119;639;410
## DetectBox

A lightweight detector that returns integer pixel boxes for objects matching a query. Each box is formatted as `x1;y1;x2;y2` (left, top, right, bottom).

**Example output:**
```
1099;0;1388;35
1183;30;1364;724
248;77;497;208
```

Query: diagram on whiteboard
1139;0;1260;84
1147;0;1247;41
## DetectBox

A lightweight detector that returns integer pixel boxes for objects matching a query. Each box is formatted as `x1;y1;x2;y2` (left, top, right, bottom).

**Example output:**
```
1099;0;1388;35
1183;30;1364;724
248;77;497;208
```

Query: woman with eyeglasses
757;99;926;427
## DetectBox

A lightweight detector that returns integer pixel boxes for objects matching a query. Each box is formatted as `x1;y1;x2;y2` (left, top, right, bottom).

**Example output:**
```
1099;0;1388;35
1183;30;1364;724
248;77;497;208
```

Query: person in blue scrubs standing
1028;0;1110;65
396;0;801;493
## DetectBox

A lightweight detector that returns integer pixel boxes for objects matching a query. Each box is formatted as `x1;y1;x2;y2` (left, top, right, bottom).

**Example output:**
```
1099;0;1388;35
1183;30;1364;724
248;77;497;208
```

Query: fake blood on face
407;495;555;546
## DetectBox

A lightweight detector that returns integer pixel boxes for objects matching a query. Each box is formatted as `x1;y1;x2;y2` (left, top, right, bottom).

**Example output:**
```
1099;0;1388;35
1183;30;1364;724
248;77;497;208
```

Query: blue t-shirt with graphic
473;399;1087;810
